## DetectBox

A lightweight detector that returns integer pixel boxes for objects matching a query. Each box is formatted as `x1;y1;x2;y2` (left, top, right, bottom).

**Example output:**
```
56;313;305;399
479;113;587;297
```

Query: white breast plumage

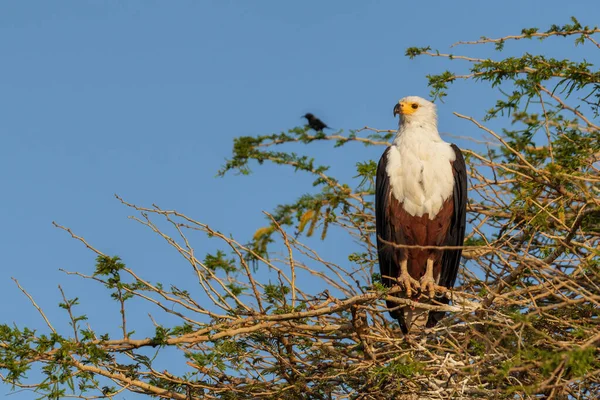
385;129;456;219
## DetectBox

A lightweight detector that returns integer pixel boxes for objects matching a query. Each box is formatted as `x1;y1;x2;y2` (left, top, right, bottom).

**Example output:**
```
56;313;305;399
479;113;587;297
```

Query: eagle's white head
393;96;437;130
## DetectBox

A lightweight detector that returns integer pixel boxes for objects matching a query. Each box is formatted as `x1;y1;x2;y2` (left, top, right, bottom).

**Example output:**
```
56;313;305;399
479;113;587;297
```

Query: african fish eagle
375;96;467;334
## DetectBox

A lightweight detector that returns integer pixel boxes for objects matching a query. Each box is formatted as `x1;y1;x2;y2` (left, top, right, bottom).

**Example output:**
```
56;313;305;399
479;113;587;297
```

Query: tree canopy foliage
1;18;599;399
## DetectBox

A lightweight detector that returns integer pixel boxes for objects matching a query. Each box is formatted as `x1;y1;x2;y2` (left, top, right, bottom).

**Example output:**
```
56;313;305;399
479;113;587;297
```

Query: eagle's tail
402;307;429;333
386;299;409;334
426;295;450;328
396;293;449;334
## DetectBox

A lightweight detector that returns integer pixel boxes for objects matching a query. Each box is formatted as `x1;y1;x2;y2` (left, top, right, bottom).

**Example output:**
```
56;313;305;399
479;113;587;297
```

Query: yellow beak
393;101;418;117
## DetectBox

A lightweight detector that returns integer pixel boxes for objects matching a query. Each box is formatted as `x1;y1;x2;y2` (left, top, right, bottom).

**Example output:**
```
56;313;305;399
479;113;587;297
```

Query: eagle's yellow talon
419;258;439;298
420;278;437;298
398;272;420;297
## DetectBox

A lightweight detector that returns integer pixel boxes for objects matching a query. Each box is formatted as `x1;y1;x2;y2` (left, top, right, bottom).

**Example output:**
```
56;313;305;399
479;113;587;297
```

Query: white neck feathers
386;125;456;219
397;118;441;142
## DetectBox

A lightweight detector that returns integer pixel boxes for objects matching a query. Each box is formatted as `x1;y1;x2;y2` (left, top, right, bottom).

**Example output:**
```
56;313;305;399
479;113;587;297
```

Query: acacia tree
1;18;599;399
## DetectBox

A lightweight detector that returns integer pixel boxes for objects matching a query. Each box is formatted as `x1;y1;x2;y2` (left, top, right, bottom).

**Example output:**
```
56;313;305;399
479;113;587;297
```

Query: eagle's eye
411;103;419;109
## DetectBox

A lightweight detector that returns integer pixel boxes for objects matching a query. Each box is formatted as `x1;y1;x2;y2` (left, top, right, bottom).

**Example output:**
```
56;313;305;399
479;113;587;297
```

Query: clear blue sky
1;2;598;397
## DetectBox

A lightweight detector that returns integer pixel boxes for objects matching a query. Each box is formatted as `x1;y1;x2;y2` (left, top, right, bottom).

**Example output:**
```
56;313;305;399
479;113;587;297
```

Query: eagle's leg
420;258;437;298
398;259;420;297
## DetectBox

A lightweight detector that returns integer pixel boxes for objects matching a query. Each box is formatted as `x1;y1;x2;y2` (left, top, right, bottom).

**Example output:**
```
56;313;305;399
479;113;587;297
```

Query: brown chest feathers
387;195;454;281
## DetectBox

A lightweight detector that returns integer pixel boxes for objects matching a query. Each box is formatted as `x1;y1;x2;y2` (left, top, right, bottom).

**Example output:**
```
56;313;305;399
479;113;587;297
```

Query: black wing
427;144;467;327
313;119;328;131
375;148;406;329
375;147;395;288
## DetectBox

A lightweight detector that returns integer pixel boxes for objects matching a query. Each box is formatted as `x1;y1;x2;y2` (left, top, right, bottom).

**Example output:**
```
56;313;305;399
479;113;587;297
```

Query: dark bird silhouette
302;113;330;132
